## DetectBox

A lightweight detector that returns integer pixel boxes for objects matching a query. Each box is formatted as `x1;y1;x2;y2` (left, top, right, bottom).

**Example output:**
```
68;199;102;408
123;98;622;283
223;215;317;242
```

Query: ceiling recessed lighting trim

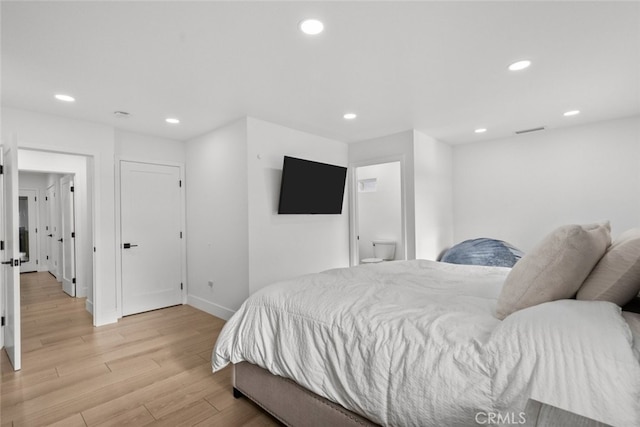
563;110;580;117
55;94;75;102
299;19;324;35
508;60;531;71
474;128;487;134
343;113;357;120
165;118;180;124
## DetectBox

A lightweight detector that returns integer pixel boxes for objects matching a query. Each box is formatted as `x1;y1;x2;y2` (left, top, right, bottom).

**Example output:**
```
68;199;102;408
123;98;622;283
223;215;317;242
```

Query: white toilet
361;240;396;264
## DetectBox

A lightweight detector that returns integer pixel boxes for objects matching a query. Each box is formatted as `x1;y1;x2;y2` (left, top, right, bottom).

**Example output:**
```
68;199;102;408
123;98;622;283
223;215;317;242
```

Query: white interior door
2;140;21;370
45;184;60;280
19;189;38;273
121;161;182;316
60;175;76;296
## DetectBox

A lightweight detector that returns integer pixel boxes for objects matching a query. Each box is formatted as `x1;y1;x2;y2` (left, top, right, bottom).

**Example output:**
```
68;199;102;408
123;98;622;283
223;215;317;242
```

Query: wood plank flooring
0;272;281;427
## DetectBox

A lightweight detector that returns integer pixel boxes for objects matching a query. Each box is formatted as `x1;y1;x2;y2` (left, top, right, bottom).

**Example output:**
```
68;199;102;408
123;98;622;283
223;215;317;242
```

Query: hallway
0;272;278;426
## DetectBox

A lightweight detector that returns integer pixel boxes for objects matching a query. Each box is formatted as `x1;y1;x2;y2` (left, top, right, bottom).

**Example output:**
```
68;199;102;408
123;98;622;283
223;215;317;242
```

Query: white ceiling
2;1;639;144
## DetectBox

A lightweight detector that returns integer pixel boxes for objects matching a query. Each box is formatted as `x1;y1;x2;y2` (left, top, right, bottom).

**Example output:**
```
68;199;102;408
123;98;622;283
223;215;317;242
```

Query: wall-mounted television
278;156;347;214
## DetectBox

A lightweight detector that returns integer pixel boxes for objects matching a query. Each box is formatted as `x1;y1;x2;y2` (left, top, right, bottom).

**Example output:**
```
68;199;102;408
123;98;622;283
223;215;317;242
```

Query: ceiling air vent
515;126;545;135
113;111;131;118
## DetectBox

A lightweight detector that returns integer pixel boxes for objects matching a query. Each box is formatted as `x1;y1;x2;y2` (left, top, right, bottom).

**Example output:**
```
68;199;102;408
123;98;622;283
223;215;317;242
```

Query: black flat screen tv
278;156;347;214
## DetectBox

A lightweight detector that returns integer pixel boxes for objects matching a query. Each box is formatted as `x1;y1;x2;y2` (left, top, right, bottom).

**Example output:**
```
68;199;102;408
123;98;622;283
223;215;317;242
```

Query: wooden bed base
232;362;379;427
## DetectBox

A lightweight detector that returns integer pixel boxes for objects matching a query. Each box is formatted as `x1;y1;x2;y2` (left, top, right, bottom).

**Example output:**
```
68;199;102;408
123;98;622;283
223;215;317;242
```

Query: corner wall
348;130;454;261
185;117;350;318
185;119;250;320
452;115;640;251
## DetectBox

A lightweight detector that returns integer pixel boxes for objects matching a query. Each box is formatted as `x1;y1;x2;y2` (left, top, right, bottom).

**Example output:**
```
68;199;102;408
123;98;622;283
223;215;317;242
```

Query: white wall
115;130;186;163
186;118;249;320
3;108;116;325
414;131;454;260
246;117;349;294
356;162;403;260
453;115;640;252
3;107;185;325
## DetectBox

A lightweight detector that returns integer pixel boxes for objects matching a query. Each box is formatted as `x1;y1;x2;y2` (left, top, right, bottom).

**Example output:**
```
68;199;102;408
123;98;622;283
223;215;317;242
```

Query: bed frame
232;361;613;427
233;362;378;426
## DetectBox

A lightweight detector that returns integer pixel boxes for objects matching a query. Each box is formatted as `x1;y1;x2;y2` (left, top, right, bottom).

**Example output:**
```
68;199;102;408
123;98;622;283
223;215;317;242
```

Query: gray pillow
441;238;523;268
577;228;640;306
495;222;611;320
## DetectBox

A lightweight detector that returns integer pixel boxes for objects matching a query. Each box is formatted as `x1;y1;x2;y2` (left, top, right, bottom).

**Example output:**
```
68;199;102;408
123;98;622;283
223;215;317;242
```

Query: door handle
47;234;53;237
123;243;139;249
58;238;63;242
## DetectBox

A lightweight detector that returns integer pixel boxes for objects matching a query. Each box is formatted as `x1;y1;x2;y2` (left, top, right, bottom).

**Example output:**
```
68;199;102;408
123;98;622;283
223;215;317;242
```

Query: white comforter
212;260;640;427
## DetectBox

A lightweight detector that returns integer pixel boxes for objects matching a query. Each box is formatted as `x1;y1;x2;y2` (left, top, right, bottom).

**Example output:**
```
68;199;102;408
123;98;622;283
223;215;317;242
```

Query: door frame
15;146;98;325
115;158;186;319
348;155;408;267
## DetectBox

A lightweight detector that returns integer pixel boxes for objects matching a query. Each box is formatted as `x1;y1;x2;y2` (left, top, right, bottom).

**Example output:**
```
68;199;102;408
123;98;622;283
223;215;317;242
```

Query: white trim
85;299;93;315
187;295;236;321
348;155;407;267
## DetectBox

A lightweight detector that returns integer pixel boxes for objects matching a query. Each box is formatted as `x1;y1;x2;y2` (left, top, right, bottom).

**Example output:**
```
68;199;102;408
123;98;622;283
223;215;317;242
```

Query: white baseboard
187;294;236;321
85;299;94;315
94;309;119;327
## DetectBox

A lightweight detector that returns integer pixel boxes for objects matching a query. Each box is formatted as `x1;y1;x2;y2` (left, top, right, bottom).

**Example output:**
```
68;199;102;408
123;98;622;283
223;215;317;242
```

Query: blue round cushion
440;238;524;268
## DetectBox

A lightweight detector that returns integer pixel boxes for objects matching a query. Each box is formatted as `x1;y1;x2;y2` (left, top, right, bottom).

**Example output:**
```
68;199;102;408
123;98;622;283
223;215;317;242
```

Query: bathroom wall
356;162;403;261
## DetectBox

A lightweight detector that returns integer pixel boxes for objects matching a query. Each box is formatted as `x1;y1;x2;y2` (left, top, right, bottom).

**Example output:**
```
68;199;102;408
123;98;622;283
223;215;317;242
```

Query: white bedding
212;260;640;427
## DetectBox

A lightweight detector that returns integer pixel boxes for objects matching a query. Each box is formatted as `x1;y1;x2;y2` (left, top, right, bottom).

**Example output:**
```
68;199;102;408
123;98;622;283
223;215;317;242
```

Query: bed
212;224;640;427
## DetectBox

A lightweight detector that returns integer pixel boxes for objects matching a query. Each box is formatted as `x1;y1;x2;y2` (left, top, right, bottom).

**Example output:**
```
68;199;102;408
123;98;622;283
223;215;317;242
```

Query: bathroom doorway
352;160;405;265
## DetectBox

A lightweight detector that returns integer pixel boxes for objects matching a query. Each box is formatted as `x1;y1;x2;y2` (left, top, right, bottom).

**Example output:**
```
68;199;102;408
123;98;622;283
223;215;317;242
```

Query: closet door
120;161;182;316
45;184;60;280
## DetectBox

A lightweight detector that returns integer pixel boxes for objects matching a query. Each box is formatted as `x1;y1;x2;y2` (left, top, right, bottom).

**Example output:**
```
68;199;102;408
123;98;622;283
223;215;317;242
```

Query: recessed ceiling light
55;94;75;102
508;60;531;71
166;118;180;124
563;110;580;117
299;19;324;35
474;128;487;133
343;113;357;120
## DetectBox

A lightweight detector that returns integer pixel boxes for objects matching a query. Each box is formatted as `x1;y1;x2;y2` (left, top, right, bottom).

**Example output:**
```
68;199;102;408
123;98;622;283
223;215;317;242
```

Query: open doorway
17;151;91;305
19;172;77;297
2;146;96;372
351;160;406;265
18;189;38;273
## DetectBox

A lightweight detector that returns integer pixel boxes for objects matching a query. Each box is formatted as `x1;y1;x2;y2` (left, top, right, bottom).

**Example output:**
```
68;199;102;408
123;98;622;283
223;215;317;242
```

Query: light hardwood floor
0;272;281;427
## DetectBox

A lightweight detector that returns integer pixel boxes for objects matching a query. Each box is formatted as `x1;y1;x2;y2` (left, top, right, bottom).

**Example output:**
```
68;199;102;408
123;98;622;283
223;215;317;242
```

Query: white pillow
577;228;640;306
496;222;611;320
